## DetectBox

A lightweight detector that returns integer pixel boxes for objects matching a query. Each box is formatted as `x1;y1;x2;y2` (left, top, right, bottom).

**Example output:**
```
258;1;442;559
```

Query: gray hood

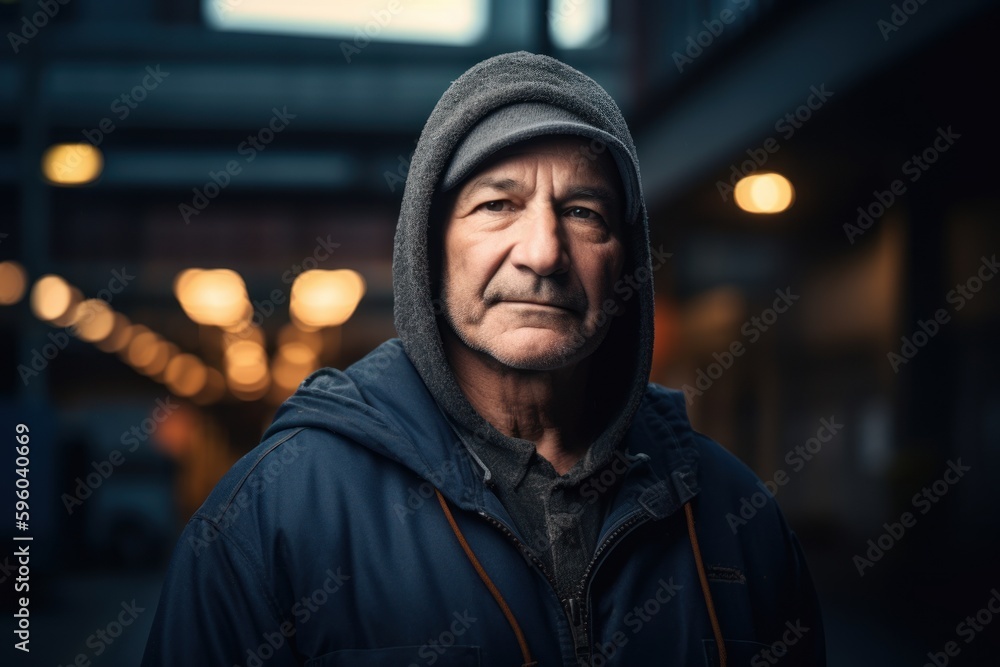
392;51;654;484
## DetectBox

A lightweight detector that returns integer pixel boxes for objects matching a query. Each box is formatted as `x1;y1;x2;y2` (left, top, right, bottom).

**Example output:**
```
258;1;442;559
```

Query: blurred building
1;0;998;664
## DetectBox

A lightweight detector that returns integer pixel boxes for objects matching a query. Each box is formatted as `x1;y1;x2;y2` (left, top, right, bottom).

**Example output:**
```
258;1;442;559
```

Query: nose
508;203;570;277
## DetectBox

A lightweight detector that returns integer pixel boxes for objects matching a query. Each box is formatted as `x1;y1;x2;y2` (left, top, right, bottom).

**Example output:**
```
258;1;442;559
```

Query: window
549;0;609;49
204;0;489;46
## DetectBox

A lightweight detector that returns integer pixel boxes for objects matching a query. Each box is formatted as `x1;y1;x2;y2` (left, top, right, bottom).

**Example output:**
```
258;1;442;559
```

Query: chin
476;327;602;371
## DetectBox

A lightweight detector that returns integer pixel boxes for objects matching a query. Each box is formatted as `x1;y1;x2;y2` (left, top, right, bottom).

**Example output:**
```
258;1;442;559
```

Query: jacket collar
266;339;700;537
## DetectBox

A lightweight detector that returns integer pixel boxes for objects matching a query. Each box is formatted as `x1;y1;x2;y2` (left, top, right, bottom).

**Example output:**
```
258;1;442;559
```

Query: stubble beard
438;280;611;372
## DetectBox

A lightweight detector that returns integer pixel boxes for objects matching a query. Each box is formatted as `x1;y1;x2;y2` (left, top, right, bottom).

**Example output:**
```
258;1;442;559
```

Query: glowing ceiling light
174;268;250;328
290;269;366;329
42;143;104;186
30;274;74;322
734;173;794;214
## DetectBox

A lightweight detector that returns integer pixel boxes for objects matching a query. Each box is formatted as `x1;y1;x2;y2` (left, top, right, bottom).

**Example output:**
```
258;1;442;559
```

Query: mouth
501;300;578;313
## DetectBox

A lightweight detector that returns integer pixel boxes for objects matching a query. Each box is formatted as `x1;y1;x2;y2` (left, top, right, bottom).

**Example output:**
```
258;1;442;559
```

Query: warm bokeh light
72;299;116;342
192;367;226;405
42;143;104;186
221;322;265;350
95;313;133;352
174;268;251;328
0;261;28;305
165;354;209;397
272;342;319;390
279;341;316;366
290;269;366;328
223;338;270;398
277;322;325;355
139;340;173;377
228;361;269;387
49;286;85;327
231;380;270;402
734;172;794;214
116;324;149;362
126;330;162;369
30;274;74;322
220;303;255;333
224;340;267;367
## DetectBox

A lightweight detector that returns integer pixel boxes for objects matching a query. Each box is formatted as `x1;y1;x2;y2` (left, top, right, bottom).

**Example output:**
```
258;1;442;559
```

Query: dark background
1;0;998;664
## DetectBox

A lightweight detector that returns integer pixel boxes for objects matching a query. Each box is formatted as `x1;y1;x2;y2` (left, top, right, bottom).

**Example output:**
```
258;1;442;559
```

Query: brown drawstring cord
435;488;538;667
435;489;723;666
684;501;727;667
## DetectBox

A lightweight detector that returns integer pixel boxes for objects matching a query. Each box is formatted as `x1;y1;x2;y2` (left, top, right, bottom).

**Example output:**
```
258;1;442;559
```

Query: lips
484;284;587;314
501;299;579;313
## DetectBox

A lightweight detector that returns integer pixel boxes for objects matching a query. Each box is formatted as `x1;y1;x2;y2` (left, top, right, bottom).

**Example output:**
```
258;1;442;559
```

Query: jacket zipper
567;511;650;665
478;508;651;665
476;511;585;660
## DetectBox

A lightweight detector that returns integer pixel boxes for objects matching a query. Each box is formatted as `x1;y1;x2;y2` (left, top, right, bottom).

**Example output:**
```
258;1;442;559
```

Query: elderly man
142;52;825;666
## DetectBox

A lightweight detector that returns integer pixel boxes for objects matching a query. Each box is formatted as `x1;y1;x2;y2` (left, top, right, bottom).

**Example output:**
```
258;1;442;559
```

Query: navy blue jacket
141;339;825;666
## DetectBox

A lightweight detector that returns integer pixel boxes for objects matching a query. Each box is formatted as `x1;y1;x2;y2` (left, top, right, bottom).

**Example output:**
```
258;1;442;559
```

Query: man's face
439;135;626;371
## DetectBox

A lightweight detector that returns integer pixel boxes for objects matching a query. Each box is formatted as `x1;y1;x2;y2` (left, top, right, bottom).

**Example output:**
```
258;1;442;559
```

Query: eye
565;207;602;222
479;200;507;212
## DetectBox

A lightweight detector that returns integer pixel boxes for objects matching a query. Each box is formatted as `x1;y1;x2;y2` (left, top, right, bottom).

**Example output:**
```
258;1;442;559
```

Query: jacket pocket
305;645;480;667
702;638;773;666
